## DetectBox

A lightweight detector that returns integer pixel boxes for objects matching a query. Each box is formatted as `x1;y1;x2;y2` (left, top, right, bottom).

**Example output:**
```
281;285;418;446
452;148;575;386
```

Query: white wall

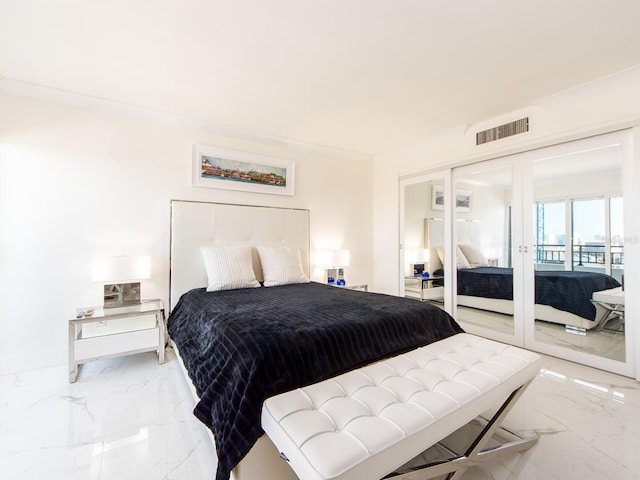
534;171;620;200
0;93;373;374
456;182;509;264
403;181;439;249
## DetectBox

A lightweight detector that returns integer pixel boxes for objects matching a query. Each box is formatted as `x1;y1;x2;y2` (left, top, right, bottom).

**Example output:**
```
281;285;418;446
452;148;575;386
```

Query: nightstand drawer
69;299;166;382
404;276;444;301
74;327;160;362
81;313;157;338
421;286;444;300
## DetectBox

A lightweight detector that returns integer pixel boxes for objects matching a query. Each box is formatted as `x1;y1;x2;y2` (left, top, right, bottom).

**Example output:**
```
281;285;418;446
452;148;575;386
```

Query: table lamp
405;248;429;276
316;250;350;285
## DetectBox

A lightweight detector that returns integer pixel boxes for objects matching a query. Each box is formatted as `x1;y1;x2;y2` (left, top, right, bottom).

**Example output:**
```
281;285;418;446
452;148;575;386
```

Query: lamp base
104;282;141;307
327;268;346;286
412;263;425;276
327;268;337;285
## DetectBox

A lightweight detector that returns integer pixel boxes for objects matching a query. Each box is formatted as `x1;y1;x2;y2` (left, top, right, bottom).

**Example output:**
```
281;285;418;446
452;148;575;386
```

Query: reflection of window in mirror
534;196;623;281
533;145;623;281
532;142;624;364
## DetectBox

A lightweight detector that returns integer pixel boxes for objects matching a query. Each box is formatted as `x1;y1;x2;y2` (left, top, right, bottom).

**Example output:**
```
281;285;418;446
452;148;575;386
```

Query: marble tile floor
1;348;639;480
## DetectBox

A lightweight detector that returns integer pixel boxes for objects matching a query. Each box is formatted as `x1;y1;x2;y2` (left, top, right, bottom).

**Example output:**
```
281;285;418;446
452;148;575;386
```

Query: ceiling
2;0;640;156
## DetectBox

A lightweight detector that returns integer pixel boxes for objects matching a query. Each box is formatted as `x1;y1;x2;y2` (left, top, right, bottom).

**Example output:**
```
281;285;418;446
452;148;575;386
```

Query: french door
451;131;634;377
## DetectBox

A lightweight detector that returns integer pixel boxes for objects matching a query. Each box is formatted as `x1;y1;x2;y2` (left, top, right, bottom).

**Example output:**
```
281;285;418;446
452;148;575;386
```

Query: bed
168;201;464;480
426;218;620;330
449;265;620;329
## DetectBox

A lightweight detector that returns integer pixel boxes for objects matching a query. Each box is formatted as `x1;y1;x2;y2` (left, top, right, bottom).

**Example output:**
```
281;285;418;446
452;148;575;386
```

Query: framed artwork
455;189;473;213
432;186;473;212
432;185;445;211
192;144;295;196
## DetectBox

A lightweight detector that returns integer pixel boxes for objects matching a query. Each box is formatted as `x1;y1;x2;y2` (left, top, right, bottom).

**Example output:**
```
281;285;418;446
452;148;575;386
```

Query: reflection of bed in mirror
426;218;620;330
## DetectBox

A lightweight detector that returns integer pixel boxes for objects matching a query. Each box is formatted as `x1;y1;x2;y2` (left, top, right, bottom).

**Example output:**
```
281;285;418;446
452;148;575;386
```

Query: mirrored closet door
449;131;634;377
525;134;631;376
400;172;451;313
452;158;523;346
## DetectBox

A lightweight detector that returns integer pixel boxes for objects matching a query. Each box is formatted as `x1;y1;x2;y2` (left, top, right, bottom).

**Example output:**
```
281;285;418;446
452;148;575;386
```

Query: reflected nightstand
405;276;444;301
334;284;368;292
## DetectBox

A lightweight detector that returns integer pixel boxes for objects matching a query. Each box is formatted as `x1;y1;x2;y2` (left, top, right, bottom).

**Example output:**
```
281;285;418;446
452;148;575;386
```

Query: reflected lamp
405;248;429;276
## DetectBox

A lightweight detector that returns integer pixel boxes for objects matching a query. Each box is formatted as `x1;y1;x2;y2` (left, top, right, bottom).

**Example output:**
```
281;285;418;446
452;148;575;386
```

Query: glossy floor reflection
458;306;626;362
1;348;639;480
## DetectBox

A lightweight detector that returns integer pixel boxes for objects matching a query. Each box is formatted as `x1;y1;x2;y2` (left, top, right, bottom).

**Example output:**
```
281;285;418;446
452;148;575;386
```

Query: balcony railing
536;245;565;264
535;244;624;267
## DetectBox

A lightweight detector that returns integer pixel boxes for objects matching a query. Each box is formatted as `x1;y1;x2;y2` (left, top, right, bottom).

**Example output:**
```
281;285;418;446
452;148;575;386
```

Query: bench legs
386;380;538;480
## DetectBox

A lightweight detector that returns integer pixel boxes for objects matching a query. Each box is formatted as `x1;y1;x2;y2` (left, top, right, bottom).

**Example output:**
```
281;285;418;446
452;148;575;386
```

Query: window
535;196;623;277
572;198;605;273
535;201;565;270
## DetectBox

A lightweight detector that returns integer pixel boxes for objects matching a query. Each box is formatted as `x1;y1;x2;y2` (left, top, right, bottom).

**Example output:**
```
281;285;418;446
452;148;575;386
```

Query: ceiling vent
476;117;529;145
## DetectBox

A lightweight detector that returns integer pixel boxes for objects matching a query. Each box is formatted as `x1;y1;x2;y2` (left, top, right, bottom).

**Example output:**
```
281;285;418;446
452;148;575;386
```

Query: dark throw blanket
455;267;620;320
168;282;463;480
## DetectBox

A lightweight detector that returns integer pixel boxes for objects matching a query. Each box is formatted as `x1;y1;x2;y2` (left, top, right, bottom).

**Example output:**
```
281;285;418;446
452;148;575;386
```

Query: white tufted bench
262;333;542;480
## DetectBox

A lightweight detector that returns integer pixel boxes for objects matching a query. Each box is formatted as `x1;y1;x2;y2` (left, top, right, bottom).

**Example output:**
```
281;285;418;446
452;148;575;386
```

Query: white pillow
456;246;471;269
257;246;309;287
435;245;470;269
458;244;488;267
200;246;260;292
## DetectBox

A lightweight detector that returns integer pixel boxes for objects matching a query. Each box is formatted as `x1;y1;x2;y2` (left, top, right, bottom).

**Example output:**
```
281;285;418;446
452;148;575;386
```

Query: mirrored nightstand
68;299;165;383
404;276;444;301
338;284;368;291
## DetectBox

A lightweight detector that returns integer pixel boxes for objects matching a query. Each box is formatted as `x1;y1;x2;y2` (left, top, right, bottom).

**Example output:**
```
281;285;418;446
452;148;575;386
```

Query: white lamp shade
92;255;151;282
405;248;429;264
315;250;350;268
483;247;501;259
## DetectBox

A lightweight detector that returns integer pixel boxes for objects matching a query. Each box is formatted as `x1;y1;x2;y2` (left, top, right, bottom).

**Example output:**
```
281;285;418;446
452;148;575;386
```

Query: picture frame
455;189;472;213
432;185;445;211
431;186;473;212
192;144;295;196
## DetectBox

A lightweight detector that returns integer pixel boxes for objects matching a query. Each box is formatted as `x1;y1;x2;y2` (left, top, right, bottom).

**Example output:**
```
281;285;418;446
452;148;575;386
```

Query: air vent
476;117;529;145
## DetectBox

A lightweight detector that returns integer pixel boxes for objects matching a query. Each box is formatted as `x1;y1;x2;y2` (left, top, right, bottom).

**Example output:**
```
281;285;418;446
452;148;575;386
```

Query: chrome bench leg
386;380;537;480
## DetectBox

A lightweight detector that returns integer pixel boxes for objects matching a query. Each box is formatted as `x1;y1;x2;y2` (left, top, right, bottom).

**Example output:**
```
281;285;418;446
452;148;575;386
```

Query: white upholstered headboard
426;218;444;271
426;218;481;271
169;200;310;310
